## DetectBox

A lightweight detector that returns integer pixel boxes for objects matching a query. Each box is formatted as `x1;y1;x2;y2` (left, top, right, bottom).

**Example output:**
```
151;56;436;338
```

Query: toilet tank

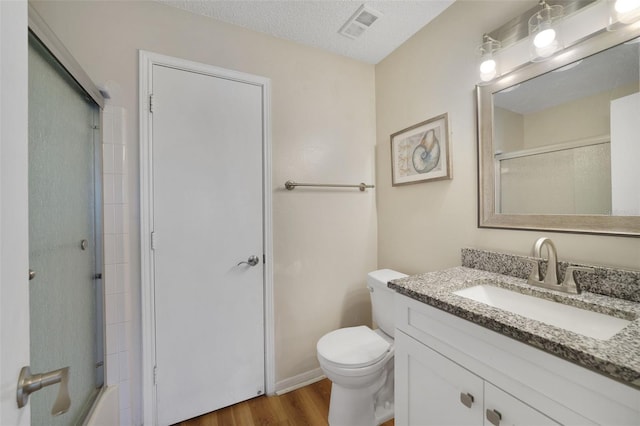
367;269;407;338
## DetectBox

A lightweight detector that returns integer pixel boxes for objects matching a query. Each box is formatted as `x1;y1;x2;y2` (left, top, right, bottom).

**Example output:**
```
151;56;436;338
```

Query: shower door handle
17;365;70;415
237;255;260;267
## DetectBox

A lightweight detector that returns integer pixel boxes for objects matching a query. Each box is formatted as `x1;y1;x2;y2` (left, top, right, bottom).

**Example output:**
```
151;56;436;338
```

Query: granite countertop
389;266;640;389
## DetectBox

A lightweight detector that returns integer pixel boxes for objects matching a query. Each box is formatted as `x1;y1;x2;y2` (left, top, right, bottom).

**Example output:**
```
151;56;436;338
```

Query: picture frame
390;113;452;186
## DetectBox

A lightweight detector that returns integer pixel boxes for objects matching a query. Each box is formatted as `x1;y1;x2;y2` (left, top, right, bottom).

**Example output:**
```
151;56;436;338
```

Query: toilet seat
317;326;391;369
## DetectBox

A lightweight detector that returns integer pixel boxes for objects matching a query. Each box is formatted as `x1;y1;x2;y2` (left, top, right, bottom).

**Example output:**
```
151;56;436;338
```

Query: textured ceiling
155;1;455;64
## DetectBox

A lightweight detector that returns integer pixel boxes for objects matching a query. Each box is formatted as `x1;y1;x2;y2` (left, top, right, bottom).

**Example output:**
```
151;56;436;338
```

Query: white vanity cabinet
396;331;558;426
395;293;640;426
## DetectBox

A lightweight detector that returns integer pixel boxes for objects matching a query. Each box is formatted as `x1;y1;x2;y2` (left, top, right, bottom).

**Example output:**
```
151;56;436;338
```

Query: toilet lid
317;326;391;368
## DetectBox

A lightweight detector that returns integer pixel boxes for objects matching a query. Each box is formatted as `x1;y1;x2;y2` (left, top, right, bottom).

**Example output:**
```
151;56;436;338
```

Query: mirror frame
477;22;640;237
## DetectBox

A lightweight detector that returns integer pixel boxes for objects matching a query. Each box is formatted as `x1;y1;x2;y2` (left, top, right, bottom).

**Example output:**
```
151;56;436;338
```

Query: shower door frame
29;2;107;417
28;29;106;423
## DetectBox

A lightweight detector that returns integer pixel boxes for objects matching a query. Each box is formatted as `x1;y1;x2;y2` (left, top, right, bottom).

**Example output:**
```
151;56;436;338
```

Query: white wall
375;0;640;275
31;1;377;424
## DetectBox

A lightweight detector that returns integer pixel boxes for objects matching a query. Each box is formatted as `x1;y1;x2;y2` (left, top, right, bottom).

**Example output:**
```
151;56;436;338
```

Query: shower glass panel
28;33;103;425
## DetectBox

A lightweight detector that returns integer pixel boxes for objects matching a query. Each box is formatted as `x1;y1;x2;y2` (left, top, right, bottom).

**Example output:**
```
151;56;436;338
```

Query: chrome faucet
534;237;559;286
527;237;594;294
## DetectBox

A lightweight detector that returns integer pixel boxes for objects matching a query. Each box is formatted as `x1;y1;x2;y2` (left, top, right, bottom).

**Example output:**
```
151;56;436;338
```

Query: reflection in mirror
493;36;639;216
477;25;640;236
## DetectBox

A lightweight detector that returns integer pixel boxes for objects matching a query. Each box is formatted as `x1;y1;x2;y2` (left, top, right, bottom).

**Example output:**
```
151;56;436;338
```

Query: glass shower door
28;33;103;425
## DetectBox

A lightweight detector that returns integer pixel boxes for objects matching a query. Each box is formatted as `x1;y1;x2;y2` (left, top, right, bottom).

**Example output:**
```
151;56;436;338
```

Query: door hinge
149;94;154;113
153;365;158;385
151;232;157;250
263;254;266;264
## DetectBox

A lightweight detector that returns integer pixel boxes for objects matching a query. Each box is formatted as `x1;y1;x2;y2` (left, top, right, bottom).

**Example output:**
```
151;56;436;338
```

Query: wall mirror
477;23;640;237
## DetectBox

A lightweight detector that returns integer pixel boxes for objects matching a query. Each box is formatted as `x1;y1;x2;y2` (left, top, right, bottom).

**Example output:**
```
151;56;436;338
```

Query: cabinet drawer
484;382;558;426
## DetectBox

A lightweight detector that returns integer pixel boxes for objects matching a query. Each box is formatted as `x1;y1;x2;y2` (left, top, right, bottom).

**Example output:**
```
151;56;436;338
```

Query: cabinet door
396;331;484;425
484;382;559;426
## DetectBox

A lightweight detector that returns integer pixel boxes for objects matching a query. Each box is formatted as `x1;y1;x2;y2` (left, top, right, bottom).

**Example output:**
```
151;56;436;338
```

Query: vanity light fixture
478;34;501;83
475;0;596;84
608;0;640;29
529;0;565;61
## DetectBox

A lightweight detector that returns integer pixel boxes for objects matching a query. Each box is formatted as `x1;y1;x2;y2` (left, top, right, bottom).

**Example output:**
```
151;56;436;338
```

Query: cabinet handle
459;392;474;408
486;408;502;426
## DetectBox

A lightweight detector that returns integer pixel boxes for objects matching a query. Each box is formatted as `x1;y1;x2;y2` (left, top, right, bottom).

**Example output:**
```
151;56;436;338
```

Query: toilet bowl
317;269;407;426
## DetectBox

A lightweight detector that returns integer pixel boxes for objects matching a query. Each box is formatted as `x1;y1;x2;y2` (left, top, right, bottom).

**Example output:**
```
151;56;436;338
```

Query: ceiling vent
339;4;383;40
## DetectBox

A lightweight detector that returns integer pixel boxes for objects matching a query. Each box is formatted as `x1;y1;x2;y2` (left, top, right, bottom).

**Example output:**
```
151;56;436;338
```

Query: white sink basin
453;285;631;340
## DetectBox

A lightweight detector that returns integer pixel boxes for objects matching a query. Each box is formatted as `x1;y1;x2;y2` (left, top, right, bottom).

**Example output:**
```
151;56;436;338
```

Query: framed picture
390;113;452;186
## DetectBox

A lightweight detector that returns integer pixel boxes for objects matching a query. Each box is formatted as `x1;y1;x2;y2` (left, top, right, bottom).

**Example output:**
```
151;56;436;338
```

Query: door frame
138;50;274;425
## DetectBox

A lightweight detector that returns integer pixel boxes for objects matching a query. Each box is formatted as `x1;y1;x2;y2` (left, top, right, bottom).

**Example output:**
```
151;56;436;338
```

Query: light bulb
614;0;640;23
528;2;563;60
534;28;557;48
615;0;640;14
479;59;496;74
477;34;500;83
479;58;497;82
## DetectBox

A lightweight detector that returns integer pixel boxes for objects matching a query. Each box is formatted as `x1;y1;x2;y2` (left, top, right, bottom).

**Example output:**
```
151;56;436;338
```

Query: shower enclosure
27;27;104;425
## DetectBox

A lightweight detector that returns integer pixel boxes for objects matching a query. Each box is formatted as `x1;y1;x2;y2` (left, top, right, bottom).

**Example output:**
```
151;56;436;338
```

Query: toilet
317;269;407;426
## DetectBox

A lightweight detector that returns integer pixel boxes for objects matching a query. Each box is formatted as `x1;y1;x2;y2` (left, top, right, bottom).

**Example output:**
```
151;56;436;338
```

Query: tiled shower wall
102;106;133;426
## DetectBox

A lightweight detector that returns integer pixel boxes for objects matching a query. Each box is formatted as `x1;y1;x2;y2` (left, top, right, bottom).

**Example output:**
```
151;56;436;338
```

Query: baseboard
274;368;325;395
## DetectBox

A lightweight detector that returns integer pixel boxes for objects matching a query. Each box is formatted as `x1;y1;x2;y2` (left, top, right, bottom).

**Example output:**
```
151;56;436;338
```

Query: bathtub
84;385;120;426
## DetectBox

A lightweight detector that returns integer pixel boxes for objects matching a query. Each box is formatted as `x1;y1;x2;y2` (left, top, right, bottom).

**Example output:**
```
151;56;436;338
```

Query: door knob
17;366;70;415
237;255;260;267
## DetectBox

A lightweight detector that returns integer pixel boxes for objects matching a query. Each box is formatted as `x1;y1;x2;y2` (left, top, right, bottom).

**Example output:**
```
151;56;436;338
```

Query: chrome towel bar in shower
284;180;374;192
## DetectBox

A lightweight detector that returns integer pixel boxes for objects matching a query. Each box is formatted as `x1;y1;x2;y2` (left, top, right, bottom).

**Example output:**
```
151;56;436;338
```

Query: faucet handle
562;266;595;294
525;258;542;284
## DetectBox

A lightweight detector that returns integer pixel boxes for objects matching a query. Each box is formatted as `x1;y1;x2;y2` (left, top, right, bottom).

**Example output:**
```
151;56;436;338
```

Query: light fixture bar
486;0;596;51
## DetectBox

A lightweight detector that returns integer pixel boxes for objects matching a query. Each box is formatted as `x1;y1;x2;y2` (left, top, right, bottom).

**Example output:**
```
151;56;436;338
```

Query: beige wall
494;107;524;152
375;0;640;276
523;84;637;147
32;1;377;423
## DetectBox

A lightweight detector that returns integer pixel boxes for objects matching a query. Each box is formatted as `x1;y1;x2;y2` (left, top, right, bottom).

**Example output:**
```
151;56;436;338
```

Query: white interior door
151;63;265;425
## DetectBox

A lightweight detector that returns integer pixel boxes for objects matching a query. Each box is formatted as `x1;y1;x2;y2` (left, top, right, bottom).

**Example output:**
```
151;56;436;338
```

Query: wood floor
177;379;395;426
